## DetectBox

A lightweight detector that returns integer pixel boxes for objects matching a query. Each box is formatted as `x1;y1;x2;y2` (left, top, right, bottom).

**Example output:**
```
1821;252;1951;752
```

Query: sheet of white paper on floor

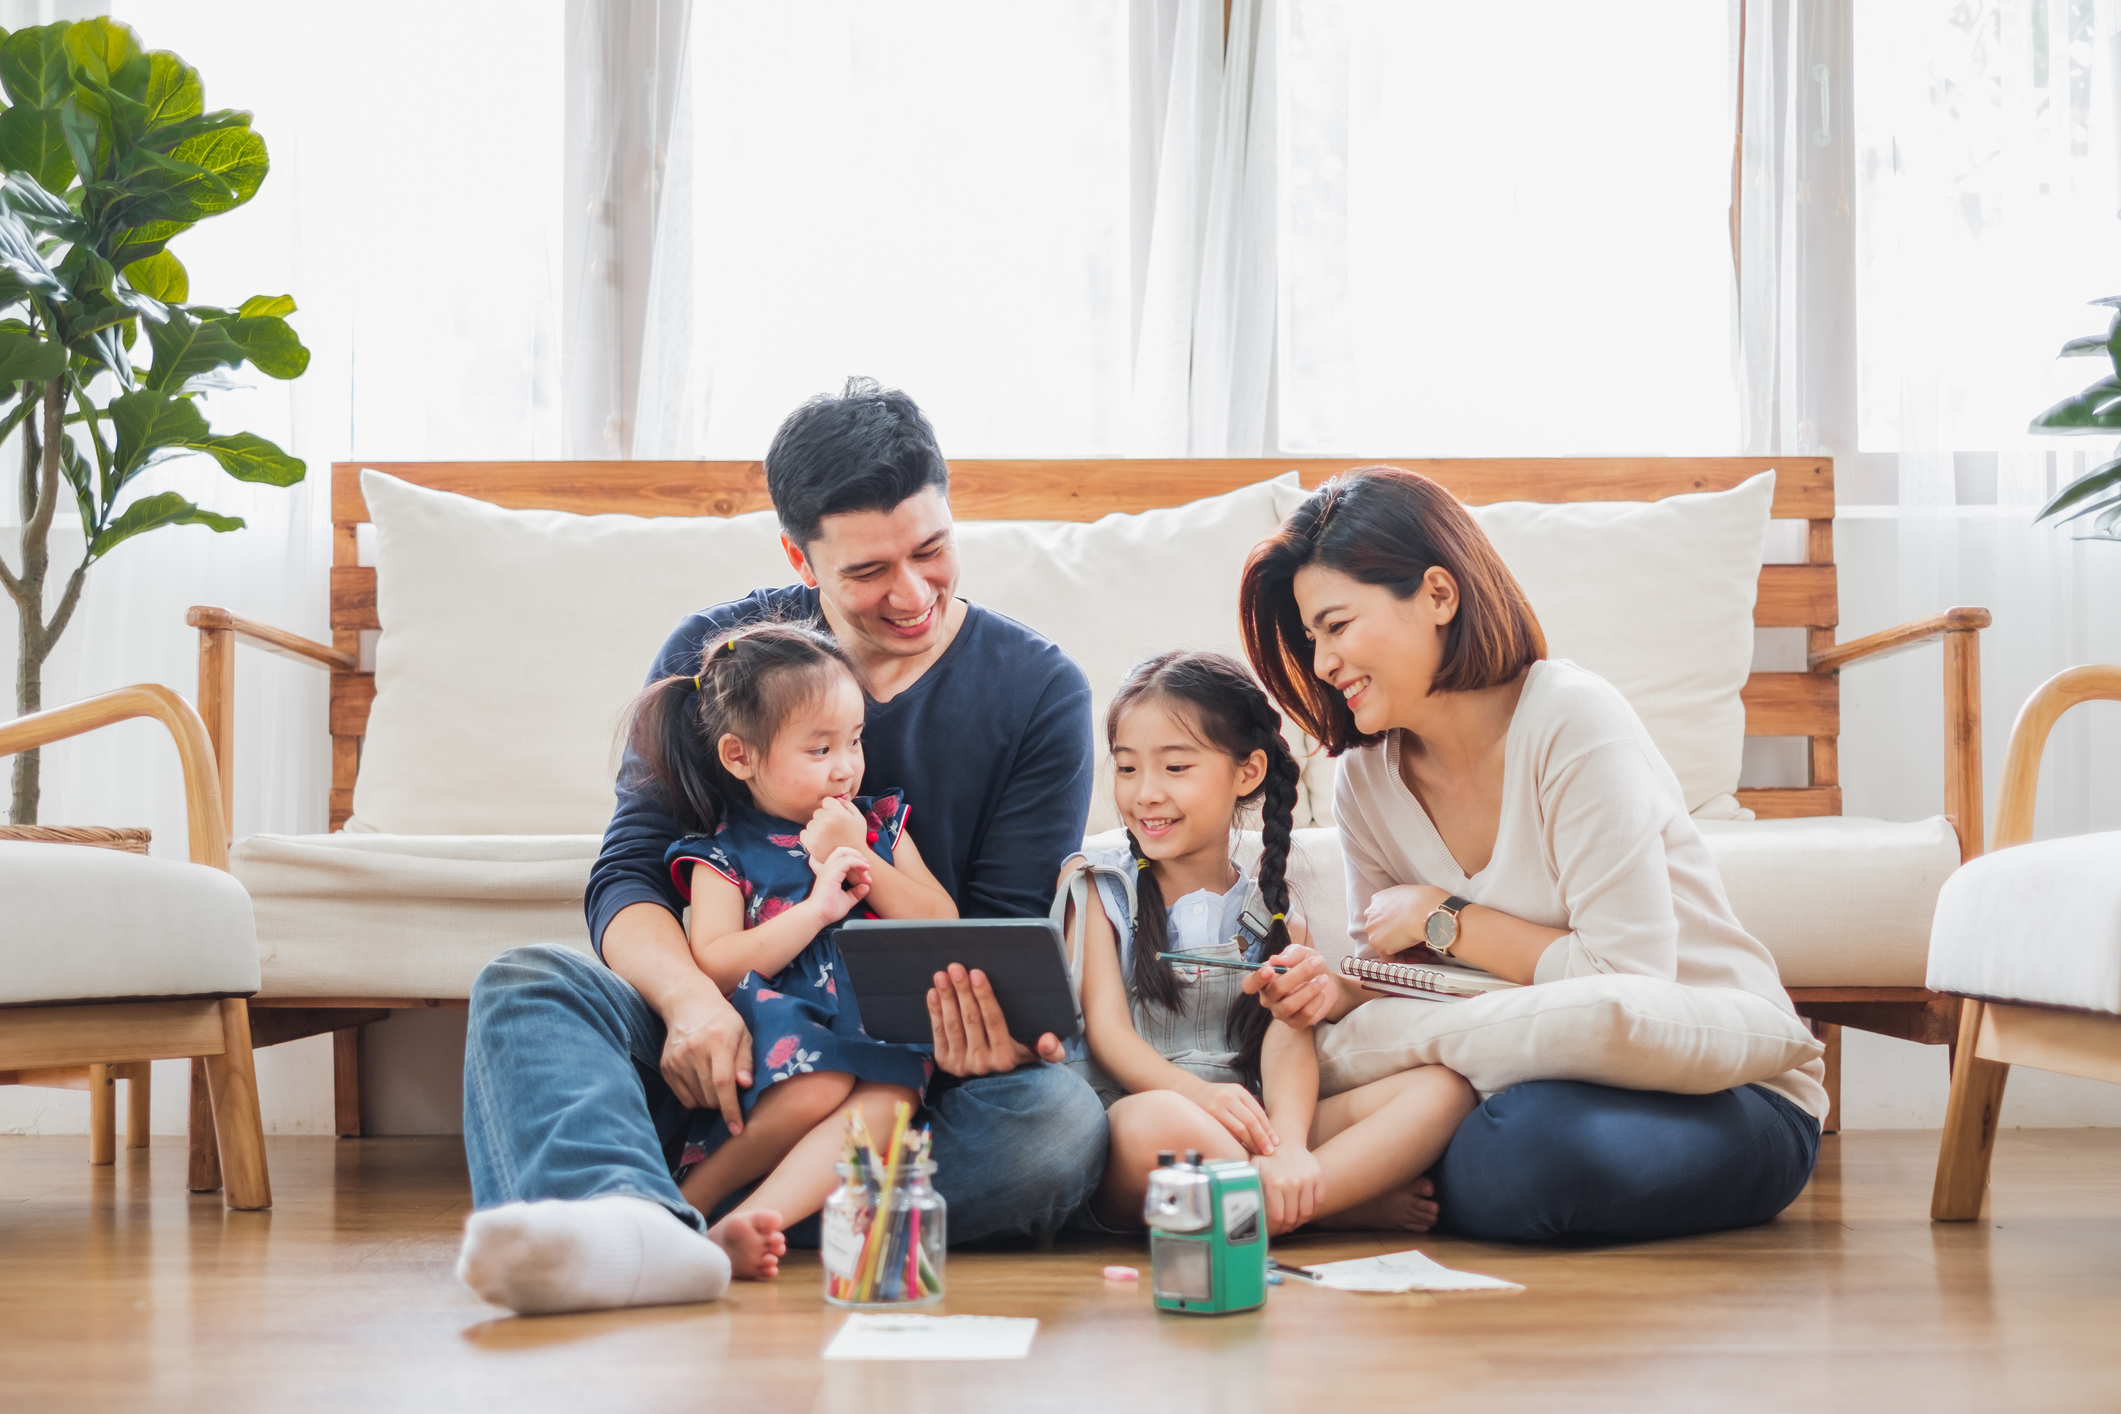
822;1314;1040;1361
1301;1250;1522;1293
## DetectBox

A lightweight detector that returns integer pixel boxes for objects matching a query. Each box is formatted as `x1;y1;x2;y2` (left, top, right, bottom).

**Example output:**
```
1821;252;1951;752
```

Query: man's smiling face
783;487;960;662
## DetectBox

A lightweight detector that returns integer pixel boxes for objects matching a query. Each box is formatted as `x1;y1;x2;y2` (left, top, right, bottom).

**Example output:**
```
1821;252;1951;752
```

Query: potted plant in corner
2029;295;2121;539
0;16;308;825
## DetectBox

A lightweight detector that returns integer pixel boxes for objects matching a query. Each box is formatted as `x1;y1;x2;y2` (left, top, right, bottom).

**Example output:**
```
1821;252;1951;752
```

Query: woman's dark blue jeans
1432;1079;1820;1243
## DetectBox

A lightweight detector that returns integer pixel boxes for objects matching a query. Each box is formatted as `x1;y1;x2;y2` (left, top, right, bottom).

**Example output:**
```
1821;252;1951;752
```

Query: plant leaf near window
0;16;308;823
2029;294;2121;541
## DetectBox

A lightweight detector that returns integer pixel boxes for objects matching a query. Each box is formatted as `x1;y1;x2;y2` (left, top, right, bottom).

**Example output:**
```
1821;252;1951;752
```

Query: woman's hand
808;846;872;924
1243;945;1337;1028
802;796;871;868
1186;1080;1278;1156
1363;883;1451;957
1253;1146;1324;1234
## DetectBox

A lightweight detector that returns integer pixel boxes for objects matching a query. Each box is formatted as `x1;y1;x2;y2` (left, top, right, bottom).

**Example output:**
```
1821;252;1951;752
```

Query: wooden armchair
0;685;271;1209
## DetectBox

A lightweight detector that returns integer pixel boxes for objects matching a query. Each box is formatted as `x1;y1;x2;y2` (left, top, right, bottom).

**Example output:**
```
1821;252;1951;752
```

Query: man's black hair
764;376;951;548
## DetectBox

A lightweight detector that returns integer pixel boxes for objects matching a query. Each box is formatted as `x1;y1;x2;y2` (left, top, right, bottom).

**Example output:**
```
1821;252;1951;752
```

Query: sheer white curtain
660;2;1132;458
1128;0;1279;455
1279;1;1738;455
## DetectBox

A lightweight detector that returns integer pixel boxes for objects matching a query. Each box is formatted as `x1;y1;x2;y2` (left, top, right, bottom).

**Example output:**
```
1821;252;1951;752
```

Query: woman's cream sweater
1333;658;1829;1120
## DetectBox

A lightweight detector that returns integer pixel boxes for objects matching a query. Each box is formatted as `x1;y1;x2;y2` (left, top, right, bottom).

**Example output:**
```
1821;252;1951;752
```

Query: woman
1237;467;1825;1242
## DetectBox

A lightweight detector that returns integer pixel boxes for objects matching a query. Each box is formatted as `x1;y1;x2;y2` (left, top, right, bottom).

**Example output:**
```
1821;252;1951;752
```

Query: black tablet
835;918;1081;1047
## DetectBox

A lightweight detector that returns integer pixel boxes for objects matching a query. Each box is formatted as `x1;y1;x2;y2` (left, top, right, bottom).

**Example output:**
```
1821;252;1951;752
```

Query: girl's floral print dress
663;791;932;1175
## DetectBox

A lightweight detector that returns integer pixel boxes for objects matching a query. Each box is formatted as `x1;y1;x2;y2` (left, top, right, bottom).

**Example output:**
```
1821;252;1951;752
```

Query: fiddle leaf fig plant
0;17;308;823
2028;295;2121;539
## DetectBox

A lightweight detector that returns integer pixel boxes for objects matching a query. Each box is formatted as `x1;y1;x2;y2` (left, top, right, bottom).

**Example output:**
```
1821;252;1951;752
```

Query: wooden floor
1;1131;2117;1414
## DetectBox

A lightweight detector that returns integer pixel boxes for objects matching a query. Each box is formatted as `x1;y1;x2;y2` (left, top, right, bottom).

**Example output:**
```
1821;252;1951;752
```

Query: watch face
1424;908;1457;950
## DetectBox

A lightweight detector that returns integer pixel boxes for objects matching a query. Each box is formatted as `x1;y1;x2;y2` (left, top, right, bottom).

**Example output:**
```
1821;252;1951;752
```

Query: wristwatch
1422;895;1472;955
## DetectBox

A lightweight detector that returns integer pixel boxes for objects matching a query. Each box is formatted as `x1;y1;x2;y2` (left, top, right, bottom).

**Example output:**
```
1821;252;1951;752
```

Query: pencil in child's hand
1157;951;1290;974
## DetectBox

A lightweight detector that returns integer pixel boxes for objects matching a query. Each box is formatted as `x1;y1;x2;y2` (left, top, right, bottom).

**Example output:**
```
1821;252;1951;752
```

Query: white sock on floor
457;1195;732;1316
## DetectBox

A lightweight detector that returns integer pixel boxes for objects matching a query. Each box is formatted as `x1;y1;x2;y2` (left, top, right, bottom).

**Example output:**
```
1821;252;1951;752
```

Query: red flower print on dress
764;1035;801;1071
754;988;783;1001
767;833;801;848
752;895;795;926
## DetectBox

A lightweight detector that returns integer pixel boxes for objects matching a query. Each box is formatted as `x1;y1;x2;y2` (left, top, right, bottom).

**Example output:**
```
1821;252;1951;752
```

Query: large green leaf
1;167;83;235
58;93;105;183
2037;457;2121;523
142;307;243;392
0;23;74;110
97;145;235;227
223;314;307;379
106;216;191;269
123;249;186;303
0;201;65;298
0;327;64;380
0;104;76;191
2029;377;2121;433
166;124;264;213
191;431;303;485
237;293;294;319
139;51;201;130
139;107;248;156
62;17;148;98
88;488;243;559
108;386;208;484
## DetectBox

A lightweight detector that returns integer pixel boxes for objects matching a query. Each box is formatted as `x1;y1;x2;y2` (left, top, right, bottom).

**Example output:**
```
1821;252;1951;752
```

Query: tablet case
836;918;1082;1046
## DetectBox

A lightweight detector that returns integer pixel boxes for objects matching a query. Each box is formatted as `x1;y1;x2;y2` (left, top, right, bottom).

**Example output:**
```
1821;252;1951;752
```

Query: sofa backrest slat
326;456;1839;831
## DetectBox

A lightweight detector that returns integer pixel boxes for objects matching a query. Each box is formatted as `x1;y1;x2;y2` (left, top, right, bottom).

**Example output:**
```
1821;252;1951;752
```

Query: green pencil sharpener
1142;1149;1267;1315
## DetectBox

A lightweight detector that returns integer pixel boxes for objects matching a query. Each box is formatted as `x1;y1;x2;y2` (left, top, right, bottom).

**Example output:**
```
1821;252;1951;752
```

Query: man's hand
1243;944;1337;1028
1186;1080;1278;1156
658;978;754;1130
925;963;1064;1077
1253;1146;1324;1234
801;796;871;867
1362;883;1451;957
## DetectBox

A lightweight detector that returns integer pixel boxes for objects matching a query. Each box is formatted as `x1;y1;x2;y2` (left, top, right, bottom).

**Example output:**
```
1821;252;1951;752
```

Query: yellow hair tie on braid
1270;912;1286;922
1135;858;1151;871
690;675;701;692
722;636;739;655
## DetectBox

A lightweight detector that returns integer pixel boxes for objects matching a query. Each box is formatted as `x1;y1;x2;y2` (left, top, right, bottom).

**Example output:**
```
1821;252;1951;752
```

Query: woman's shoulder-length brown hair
1238;466;1545;756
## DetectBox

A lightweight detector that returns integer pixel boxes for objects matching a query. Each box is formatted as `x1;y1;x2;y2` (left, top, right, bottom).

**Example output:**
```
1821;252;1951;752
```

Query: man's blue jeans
1432;1078;1821;1242
462;945;1109;1241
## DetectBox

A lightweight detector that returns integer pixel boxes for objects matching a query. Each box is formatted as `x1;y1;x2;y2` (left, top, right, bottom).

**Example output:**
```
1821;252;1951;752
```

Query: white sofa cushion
1698;814;1961;986
232;833;598;998
1927;832;2121;1014
351;469;1309;838
1312;975;1825;1109
239;816;1956;1000
0;842;260;1006
1273;471;1774;819
352;471;798;835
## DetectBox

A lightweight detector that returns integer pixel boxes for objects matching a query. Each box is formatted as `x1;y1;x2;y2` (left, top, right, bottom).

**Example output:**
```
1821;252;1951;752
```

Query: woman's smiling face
1291;563;1458;736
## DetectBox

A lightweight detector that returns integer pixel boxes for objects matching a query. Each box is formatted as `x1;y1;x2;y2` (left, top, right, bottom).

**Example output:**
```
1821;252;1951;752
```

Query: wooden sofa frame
186;455;1987;1144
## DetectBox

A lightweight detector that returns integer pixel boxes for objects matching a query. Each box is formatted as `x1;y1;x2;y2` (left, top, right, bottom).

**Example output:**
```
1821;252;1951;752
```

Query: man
455;379;1106;1315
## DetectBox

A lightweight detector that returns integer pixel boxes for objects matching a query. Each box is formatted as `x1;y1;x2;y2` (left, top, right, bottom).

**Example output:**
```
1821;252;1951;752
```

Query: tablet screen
836;918;1081;1047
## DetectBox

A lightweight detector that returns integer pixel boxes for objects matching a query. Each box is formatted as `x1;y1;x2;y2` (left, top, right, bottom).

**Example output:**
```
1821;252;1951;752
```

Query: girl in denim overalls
1060;652;1465;1237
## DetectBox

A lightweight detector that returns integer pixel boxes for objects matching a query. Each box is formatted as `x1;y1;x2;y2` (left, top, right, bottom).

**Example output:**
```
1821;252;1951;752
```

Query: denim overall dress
1056;842;1274;1108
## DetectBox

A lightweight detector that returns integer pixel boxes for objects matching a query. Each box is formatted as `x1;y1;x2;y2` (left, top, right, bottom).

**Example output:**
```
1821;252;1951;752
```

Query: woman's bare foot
705;1208;788;1279
1309;1176;1440;1233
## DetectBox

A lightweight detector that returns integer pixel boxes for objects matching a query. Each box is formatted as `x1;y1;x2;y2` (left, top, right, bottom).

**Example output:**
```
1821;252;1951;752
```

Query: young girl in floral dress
627;623;955;1278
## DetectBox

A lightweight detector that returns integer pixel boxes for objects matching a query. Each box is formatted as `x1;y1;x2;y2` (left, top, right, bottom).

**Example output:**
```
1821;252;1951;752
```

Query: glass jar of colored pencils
822;1137;946;1308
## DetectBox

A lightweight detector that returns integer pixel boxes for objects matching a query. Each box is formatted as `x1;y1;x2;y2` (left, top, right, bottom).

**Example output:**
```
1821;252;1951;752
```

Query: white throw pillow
352;470;1312;836
957;472;1316;832
1272;471;1774;819
1312;973;1823;1101
351;471;799;835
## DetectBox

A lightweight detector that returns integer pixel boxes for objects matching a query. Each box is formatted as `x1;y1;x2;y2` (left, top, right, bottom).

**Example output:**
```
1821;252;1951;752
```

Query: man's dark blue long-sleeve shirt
586;586;1094;955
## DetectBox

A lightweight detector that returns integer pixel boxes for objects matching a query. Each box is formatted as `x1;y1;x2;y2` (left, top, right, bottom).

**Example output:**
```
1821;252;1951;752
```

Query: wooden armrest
186;606;357;672
0;685;228;871
1992;664;2121;851
1808;607;1991;674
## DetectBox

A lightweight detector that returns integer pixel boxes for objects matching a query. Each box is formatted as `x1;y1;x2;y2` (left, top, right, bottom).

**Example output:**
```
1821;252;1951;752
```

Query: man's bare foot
1310;1176;1440;1233
706;1208;788;1279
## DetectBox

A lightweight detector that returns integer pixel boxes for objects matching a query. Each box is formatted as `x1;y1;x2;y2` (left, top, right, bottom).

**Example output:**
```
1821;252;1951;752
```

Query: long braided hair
624;622;865;836
1107;651;1302;1084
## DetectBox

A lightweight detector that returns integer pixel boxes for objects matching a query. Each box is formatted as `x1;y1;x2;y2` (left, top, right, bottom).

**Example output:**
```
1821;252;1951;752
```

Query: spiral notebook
1340;953;1520;1002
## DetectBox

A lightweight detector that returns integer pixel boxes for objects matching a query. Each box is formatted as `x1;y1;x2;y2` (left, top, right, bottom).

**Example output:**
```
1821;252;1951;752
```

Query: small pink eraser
1102;1265;1139;1281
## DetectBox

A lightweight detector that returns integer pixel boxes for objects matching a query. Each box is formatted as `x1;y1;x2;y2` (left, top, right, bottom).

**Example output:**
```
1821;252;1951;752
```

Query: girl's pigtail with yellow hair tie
690;675;702;692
